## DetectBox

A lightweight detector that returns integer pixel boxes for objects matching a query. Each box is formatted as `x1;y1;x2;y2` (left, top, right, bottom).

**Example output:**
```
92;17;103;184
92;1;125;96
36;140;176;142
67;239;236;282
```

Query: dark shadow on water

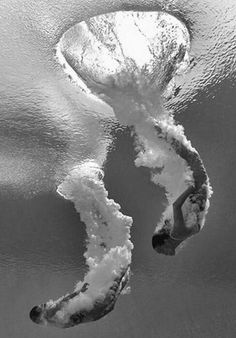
0;190;87;271
103;126;166;273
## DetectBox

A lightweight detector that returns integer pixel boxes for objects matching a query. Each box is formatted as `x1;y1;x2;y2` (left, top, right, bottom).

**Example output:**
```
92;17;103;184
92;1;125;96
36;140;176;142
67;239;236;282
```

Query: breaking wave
30;11;212;328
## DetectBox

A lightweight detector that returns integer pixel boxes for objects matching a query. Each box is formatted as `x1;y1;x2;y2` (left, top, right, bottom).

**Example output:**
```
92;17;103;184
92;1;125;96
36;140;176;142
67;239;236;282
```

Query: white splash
55;161;132;325
30;10;212;328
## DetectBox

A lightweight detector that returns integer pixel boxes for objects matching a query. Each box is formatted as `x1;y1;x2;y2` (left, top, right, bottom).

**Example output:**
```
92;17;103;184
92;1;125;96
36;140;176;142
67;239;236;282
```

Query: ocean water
0;1;236;337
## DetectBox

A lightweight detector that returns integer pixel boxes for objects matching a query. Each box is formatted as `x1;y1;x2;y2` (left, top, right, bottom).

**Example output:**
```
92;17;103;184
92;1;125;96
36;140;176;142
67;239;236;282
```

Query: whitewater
30;11;212;328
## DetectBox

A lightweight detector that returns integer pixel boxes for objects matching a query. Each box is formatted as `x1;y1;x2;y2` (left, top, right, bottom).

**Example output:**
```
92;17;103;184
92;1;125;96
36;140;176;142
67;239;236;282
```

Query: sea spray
30;10;212;327
60;10;212;242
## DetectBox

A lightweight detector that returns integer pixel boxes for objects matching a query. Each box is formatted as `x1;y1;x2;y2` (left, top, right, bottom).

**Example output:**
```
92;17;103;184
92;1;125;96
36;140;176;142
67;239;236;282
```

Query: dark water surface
1;79;236;338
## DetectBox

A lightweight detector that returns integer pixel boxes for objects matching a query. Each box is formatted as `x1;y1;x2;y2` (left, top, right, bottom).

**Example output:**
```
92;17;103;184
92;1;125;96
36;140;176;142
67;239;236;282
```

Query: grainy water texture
0;1;236;338
32;11;211;328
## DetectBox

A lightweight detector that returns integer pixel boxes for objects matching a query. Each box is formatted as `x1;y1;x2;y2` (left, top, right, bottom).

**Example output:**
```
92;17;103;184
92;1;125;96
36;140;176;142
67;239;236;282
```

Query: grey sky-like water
1;80;236;337
1;0;236;337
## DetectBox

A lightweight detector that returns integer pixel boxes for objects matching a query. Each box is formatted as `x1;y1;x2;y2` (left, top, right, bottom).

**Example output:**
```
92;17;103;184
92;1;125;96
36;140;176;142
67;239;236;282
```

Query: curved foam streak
59;11;213;251
57;10;212;248
30;161;133;328
30;10;212;327
133;117;212;245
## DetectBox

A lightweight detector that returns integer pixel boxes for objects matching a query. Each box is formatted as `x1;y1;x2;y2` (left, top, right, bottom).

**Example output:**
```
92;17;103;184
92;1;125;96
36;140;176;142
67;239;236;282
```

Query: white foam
46;161;133;325
35;10;212;327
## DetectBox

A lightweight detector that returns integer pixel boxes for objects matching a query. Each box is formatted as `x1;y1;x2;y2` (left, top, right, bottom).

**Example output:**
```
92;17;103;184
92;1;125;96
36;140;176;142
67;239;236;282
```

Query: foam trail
133;116;212;254
30;161;133;327
30;11;212;328
56;10;212;253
